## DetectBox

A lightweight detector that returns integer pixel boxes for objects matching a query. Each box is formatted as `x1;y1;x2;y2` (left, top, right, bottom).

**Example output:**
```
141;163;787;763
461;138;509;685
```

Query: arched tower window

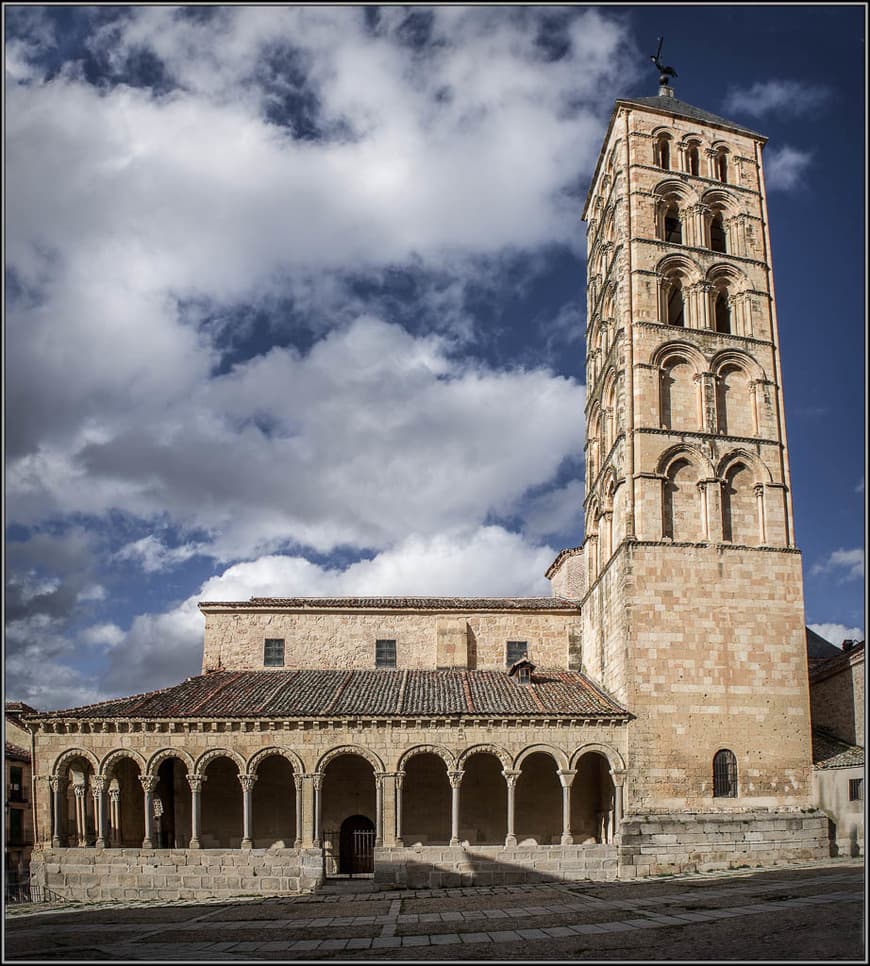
655;134;672;170
713;750;738;797
686;143;700;176
715;147;729;183
664;203;682;244
714;290;731;334
660;357;699;432
663;457;702;542
666;276;684;327
709;211;727;253
721;462;759;545
716;364;755;437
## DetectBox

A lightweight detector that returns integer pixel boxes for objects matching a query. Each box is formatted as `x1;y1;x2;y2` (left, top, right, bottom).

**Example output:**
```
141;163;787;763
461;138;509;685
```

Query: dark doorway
339;814;375;874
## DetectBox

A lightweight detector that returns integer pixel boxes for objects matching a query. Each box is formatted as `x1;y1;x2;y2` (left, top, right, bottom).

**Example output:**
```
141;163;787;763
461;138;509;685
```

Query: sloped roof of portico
28;669;628;721
199;596;580;612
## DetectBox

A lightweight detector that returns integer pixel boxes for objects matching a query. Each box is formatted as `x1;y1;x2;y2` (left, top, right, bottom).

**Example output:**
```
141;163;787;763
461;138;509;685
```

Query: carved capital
447;769;465;789
139;775;158;794
557;769;578;788
73;784;87;800
292;774;304;792
108;788;121;803
91;777;107;796
238;774;257;793
186;775;205;794
501;769;521;788
48;776;60;792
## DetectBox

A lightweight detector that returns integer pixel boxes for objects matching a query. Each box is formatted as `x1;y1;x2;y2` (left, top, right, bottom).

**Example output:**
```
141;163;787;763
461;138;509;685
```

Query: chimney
842;639;855;652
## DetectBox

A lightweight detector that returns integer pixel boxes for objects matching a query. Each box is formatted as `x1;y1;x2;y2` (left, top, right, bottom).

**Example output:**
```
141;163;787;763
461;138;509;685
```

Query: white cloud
722;79;830;118
808;623;865;649
764;145;813;192
79;622;125;650
115;535;207;573
811;547;865;581
9;316;585;563
99;525;559;699
856;478;864;494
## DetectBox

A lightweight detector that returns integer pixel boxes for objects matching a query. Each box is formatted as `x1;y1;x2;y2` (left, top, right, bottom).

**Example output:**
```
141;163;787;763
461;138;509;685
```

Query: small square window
849;778;863;802
375;639;397;668
264;638;285;667
506;641;528;666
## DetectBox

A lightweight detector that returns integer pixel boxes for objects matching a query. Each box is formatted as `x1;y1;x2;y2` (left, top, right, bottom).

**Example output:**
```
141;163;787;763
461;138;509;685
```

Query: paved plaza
5;859;865;961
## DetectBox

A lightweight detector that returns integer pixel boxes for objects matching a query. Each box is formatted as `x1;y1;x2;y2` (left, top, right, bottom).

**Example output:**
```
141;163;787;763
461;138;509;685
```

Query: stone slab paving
5;860;864;961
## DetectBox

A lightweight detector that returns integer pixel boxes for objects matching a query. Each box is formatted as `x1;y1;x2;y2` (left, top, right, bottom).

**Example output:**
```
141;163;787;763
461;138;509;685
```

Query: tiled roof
812;728;864;770
5;741;31;762
31;670;628;720
616;94;764;138
809;640;864;683
806;627;841;663
545;546;583;581
199;597;579;612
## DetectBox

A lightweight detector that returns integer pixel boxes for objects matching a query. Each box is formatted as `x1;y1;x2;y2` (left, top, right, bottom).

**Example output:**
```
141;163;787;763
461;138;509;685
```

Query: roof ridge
185;671;244;716
396;669;409;715
322;670;354;715
255;670;296;714
461;672;475;714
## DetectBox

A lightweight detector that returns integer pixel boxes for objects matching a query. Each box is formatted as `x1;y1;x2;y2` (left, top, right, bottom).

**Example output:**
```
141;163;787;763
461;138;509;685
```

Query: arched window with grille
713;749;738;797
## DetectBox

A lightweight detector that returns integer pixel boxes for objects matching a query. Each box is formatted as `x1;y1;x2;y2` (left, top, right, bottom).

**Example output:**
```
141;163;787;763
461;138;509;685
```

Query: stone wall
374;844;618;888
29;846;321;902
813;767;864;858
618;810;828;877
811;651;864;746
200;608;581;673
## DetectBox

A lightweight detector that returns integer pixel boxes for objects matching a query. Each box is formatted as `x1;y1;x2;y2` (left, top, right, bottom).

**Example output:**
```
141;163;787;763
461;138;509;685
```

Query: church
25;75;829;902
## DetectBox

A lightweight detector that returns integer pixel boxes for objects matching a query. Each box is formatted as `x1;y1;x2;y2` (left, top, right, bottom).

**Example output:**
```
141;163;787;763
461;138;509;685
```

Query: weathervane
650;36;678;87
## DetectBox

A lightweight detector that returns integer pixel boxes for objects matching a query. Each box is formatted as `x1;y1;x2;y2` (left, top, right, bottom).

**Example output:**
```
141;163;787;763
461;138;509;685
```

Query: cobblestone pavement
4;858;864;961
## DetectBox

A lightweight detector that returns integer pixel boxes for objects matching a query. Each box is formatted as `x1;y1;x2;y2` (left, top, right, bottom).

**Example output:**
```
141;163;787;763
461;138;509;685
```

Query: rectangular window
849;778;863;802
506;641;528;666
375;639;397;668
9;766;23;803
263;638;285;667
9;808;23;846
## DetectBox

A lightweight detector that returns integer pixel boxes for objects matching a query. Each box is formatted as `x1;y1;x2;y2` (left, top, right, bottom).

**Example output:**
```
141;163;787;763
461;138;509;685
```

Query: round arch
716;449;773;485
700;187;738;214
52;747;100;778
396;744;455;774
513;744;569;772
146;747;195;779
247;746;306;777
194;748;246;778
710;349;765;383
457;743;512;772
652;178;694;204
649;339;707;373
99;748;146;780
656;444;714;480
570;743;626;775
657;252;701;283
316;745;385;775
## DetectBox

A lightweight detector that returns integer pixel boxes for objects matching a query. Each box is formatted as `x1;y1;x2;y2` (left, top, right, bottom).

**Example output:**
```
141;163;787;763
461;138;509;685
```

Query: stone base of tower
581;540;815;811
617;810;829;877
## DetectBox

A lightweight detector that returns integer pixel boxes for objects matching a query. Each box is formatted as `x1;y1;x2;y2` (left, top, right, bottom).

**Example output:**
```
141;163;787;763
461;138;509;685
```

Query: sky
4;4;866;711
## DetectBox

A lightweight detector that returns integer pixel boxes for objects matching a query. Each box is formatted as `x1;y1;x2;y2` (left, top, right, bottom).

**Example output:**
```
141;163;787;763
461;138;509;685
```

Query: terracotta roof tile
812;728;864;769
200;596;579;612
33;669;628;720
5;741;31;762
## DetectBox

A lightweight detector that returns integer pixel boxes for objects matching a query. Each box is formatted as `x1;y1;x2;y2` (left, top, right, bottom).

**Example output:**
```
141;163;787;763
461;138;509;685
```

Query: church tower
551;73;817;814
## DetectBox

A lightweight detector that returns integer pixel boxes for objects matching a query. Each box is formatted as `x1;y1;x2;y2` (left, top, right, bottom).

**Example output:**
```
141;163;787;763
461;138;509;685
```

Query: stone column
448;770;464;847
697;480;710;541
612;774;625;830
239;774;256;849
704;478;724;543
91;777;107;848
374;772;385;846
502;770;520;847
49;776;62;848
72;783;87;847
187;775;204;849
293;774;303;848
108;780;120;846
300;774;316;848
394;771;405;847
378;772;399;848
557;770;577;846
312;774;323;848
755;483;767;545
698;371;717;435
140;775;157;849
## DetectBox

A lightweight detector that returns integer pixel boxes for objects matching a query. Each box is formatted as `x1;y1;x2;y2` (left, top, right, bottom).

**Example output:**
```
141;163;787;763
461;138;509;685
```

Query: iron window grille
506;641;529;666
849;778;863;802
375;639;397;668
263;638;285;667
712;749;738;797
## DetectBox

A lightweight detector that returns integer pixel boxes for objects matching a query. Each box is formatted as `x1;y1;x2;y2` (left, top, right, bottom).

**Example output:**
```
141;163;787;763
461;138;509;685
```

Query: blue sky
4;5;865;710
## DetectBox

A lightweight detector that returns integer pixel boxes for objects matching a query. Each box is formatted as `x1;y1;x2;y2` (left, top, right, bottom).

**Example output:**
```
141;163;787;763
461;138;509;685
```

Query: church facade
25;82;828;902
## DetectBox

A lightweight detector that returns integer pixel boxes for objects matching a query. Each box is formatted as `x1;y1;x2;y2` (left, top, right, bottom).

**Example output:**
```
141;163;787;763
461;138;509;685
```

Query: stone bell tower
550;71;818;817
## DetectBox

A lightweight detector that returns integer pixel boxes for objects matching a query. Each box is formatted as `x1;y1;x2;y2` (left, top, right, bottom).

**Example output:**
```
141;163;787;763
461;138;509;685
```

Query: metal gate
323;818;376;877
